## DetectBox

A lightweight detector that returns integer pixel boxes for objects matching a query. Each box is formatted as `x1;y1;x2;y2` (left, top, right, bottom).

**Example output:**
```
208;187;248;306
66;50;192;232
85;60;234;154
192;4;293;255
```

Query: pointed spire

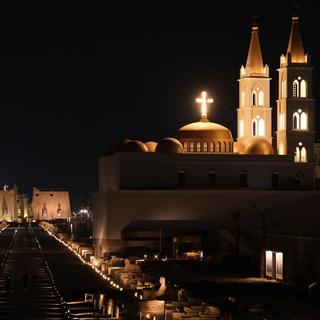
245;21;264;74
287;15;305;63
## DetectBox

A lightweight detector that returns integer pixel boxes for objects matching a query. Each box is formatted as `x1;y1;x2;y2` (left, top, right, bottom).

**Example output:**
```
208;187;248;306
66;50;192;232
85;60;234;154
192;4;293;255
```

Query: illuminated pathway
0;226;69;319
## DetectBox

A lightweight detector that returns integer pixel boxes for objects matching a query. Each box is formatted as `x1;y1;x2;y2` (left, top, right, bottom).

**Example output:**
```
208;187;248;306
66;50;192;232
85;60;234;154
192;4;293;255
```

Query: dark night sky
0;1;319;208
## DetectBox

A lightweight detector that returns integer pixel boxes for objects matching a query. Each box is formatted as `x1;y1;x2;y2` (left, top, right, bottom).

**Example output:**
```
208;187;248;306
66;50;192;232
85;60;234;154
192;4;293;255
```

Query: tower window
239;119;244;137
279;112;285;130
293;110;308;130
196;142;201;152
258;90;264;106
293;80;299;97
252;119;257;136
203;142;208;152
252;92;257;106
300;80;307;97
209;142;214;152
190;142;194;152
258;118;265;136
183;142;188;152
281;78;286;98
216;142;221;152
294;144;307;163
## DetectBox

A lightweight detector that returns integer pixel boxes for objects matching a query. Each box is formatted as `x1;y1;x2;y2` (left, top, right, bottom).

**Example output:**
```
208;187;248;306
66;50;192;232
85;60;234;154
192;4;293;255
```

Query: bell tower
237;22;272;145
276;15;314;162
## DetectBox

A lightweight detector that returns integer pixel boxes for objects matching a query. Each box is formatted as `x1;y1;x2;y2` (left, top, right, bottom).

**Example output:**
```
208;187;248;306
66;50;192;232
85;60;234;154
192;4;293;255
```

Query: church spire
245;22;264;74
286;15;305;63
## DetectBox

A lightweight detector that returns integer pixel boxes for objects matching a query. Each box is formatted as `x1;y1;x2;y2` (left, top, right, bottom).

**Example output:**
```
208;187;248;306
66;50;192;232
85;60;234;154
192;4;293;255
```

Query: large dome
243;138;274;155
155;138;183;154
145;141;158;152
176;120;234;153
177;121;233;140
122;140;148;152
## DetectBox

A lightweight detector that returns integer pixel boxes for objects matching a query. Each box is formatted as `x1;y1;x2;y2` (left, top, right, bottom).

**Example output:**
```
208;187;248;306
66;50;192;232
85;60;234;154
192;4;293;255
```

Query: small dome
155;138;183;154
243;138;274;155
114;139;132;152
234;141;245;154
123;140;148;152
177;121;233;140
145;141;158;152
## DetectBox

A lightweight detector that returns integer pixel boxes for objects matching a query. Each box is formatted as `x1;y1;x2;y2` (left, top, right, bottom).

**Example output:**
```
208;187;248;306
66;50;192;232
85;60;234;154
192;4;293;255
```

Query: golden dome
234;141;245;154
123;140;148;152
243;138;274;155
145;141;158;152
155;138;183;154
177;121;233;140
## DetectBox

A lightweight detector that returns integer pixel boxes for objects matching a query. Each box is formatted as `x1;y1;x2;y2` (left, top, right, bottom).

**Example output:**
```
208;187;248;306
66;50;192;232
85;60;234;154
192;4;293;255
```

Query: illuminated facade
0;188;18;222
31;188;71;220
93;15;320;282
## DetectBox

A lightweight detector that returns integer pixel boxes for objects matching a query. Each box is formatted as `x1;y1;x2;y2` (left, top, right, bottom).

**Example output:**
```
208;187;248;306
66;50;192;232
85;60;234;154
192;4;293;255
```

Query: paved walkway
0;226;68;319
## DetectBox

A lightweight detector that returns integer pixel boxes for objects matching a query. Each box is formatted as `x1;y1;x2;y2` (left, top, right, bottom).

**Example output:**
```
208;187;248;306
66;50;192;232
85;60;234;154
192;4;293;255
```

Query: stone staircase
0;226;70;319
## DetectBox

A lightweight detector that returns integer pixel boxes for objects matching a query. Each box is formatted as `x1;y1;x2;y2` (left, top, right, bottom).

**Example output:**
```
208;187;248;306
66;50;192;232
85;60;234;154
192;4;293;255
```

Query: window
252;119;257;136
183;142;188;152
293;80;299;97
203;142;208;152
279;112;285;130
301;147;307;162
293;78;307;98
209;142;214;152
240;169;247;187
209;171;216;187
216;142;221;152
278;142;284;155
177;170;185;187
281;79;286;98
252;92;257;106
258;90;264;105
190;142;194;152
229;142;232;152
293;112;298;129
239;119;244;137
293;110;308;130
294;144;307;163
258;118;265;136
221;142;226;152
241;91;245;106
196;142;201;152
301;112;307;129
300;80;307;97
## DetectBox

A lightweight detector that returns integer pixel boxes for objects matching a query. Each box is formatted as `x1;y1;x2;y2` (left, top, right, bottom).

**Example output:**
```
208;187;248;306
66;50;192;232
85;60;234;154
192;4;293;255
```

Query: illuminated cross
196;91;213;120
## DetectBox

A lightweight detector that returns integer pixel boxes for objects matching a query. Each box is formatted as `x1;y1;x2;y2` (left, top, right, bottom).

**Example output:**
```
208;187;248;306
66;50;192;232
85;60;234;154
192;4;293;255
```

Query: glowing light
196;91;213;120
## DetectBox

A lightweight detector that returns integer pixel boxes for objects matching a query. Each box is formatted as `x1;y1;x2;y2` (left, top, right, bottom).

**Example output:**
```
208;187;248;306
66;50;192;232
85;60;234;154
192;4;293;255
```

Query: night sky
0;1;319;208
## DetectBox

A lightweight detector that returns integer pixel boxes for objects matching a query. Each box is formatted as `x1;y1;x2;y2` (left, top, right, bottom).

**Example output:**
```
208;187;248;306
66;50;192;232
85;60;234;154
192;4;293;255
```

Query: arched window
279;112;285;130
294;147;300;162
278;142;284;155
293;112;299;129
301;147;307;162
183;142;188;152
301;112;307;129
216;142;221;152
252;92;257;106
229;142;232;152
203;142;208;152
241;91;245;107
252;119;257;136
209;142;214;152
222;142;226;152
300;80;307;97
239;119;244;137
190;142;194;152
196;142;201;152
293;80;299;97
258;118;265;136
258;91;264;106
281;79;286;98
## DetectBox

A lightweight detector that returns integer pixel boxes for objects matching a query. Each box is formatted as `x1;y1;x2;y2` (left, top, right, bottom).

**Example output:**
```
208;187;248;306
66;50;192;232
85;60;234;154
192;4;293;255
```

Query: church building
93;15;320;282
